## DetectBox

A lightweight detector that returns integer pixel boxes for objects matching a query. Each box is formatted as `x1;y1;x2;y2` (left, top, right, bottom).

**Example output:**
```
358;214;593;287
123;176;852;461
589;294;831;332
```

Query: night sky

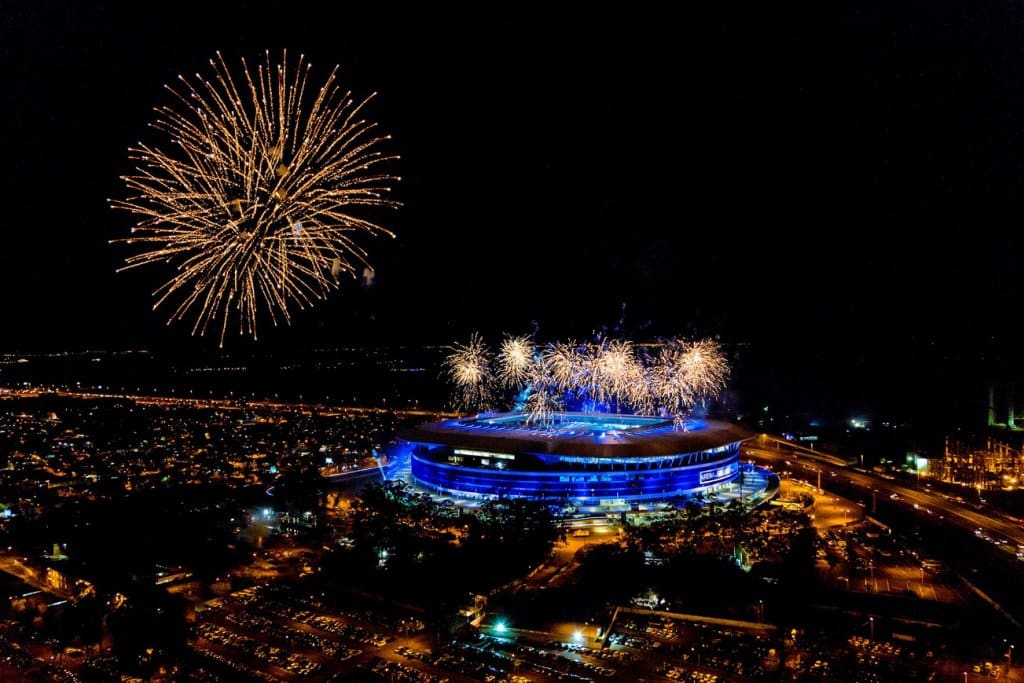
3;2;1024;418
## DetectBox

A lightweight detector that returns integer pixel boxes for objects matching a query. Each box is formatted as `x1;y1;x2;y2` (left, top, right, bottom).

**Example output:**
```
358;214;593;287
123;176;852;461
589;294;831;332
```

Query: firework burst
444;333;494;412
496;335;534;388
592;339;650;412
444;332;728;423
651;344;696;418
111;50;399;344
523;385;563;425
522;355;564;424
543;341;586;394
652;339;729;418
677;339;729;400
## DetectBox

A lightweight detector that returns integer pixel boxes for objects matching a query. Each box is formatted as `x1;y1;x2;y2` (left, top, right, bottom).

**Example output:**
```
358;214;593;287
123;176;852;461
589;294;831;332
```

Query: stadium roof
399;413;753;458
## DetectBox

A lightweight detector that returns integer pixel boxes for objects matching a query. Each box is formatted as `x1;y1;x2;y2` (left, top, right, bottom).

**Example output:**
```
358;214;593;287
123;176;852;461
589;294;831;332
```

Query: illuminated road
746;439;1024;556
0;386;456;419
0;555;80;602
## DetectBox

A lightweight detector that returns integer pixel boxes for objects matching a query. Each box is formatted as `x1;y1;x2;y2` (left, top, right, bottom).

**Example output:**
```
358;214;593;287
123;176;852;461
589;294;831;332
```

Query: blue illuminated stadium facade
388;412;751;504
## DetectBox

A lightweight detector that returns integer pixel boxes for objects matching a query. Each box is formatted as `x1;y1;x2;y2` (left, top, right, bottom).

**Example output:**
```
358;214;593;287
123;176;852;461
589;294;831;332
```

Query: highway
0;386;457;419
745;438;1024;559
0;554;85;603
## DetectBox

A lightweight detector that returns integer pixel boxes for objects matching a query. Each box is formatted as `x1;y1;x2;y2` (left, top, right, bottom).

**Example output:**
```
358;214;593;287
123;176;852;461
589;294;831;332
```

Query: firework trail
112;51;398;344
592;339;649;413
544;341;586;395
677;338;729;401
496;335;534;388
652;339;729;418
445;333;728;422
523;354;564;424
444;333;494;412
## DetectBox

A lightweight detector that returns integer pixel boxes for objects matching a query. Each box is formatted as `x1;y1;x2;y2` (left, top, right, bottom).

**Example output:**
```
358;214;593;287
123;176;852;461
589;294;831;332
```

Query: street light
869;616;874;642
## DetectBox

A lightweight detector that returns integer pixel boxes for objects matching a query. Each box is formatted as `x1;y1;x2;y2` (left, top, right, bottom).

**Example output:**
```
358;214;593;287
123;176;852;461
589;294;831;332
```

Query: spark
523;355;564;424
543;340;607;406
523;385;563;425
444;333;493;412
543;341;587;394
496;335;534;388
111;51;399;345
652;339;729;420
446;333;729;423
592;339;650;412
676;339;729;401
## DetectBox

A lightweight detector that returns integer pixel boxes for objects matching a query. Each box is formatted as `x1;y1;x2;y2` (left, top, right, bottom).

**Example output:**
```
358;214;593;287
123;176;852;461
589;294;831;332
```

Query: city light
7;6;1022;683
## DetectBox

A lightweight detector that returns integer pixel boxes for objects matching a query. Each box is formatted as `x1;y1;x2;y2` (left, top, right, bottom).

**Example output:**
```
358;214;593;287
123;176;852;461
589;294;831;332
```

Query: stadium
386;411;763;506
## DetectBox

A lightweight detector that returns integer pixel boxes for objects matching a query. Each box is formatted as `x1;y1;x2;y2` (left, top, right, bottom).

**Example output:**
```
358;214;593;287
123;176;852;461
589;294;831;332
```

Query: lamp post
869;616;874;642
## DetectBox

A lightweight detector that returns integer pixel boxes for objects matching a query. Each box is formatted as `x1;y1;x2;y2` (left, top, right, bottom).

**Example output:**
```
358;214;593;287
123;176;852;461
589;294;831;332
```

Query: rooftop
400;412;752;458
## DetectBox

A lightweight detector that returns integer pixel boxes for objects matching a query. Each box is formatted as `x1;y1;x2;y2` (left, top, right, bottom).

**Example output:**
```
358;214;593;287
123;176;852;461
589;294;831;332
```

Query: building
387;412;754;505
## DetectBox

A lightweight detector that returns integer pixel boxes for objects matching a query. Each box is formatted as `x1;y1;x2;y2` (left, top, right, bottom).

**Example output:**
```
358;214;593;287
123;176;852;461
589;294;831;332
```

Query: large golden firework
111;51;399;344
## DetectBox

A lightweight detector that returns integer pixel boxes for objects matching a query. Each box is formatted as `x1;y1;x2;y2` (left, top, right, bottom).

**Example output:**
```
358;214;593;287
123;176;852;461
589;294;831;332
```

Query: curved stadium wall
388;412;751;504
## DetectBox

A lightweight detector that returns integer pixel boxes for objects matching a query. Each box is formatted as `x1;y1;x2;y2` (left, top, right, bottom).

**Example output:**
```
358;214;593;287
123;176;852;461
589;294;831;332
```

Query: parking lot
191;584;429;682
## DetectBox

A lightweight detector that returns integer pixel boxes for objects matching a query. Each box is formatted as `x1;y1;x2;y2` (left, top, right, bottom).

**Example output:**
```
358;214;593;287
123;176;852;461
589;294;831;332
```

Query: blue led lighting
386;412;743;504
